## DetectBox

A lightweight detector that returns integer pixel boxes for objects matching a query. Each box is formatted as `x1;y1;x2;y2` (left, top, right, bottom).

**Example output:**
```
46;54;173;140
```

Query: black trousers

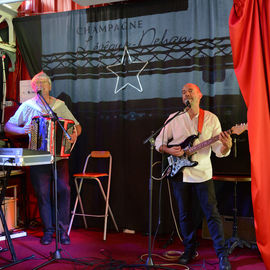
171;178;227;258
30;159;70;233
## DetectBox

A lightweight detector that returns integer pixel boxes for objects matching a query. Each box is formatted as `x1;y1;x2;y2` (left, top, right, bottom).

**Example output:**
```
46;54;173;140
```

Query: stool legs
95;178;119;240
68;178;88;235
68;177;119;240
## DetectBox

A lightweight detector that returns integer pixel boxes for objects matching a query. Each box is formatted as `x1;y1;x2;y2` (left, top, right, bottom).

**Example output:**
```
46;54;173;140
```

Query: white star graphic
106;45;148;94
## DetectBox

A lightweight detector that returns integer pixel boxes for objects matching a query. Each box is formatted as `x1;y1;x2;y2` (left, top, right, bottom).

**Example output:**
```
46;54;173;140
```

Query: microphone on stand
36;87;52;117
37;88;42;95
184;100;191;108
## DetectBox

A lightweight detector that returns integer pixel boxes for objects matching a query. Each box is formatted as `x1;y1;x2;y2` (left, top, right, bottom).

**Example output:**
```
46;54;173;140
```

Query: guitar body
167;134;198;178
162;123;247;179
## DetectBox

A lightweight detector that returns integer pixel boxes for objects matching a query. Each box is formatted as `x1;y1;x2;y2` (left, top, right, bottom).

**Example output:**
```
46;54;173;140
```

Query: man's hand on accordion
68;125;82;143
24;125;32;134
68;131;77;143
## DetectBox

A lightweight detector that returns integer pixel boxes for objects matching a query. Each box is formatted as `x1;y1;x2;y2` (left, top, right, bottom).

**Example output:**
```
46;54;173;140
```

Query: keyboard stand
0;167;34;269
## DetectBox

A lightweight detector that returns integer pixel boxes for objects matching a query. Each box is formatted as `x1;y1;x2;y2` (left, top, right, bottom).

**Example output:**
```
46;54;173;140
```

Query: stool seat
73;173;108;178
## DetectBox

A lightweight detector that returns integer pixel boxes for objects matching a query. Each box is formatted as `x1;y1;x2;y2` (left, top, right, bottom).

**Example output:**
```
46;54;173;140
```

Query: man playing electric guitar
155;83;232;270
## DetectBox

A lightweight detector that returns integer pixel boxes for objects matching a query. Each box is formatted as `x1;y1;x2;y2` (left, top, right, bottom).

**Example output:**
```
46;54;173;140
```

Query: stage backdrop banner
12;0;250;232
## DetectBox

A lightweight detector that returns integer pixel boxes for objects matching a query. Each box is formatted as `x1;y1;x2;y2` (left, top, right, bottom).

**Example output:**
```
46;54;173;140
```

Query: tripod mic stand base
225;236;258;254
32;248;93;270
51;249;62;259
146;256;154;266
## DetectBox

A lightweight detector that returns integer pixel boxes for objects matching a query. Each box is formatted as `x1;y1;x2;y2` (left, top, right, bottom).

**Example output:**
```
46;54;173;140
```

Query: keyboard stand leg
0;168;34;269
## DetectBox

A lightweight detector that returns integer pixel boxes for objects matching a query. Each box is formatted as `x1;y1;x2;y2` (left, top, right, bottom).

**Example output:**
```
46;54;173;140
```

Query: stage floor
0;227;264;269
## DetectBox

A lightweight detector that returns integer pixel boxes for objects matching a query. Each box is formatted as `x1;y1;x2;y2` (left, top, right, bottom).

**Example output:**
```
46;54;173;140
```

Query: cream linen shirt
8;97;79;128
155;110;230;183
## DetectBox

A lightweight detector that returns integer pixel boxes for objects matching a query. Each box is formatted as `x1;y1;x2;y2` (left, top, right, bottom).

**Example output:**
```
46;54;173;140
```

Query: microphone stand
33;92;92;269
143;106;189;265
0;54;7;135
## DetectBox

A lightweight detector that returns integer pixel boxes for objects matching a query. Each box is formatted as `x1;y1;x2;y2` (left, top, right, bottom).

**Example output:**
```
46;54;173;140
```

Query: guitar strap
197;108;205;135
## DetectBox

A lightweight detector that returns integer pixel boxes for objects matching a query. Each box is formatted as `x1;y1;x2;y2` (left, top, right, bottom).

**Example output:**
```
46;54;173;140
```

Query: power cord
151;160;183;244
139;250;200;269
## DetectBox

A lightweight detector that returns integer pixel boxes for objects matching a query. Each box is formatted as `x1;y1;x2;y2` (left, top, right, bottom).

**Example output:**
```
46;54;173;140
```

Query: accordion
29;116;75;157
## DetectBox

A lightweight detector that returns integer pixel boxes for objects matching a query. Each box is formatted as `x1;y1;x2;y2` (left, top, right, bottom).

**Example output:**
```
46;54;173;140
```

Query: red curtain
18;0;88;16
229;0;270;268
6;48;30;102
17;0;109;16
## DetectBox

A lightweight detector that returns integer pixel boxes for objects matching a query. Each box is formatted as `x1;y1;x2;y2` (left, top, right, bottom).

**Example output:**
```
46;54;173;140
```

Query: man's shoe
179;250;196;265
40;232;53;245
219;256;231;270
60;231;70;245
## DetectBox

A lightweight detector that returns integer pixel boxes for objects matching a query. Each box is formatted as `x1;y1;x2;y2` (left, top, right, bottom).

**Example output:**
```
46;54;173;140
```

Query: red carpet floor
0;227;265;270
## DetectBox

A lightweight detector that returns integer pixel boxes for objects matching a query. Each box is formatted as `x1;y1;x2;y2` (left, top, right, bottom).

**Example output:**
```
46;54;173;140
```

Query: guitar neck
187;129;231;155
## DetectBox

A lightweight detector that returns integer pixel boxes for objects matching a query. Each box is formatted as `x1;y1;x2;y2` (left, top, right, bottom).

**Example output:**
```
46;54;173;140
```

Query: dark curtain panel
14;16;42;78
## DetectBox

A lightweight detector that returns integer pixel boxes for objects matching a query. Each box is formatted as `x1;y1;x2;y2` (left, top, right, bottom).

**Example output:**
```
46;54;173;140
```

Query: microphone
184;100;191;108
37;88;42;95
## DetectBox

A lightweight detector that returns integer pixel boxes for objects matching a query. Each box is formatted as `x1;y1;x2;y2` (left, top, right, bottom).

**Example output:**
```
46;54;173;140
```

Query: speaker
202;215;256;243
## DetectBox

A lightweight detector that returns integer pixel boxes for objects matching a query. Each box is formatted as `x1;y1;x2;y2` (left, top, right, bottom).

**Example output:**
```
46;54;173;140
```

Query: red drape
18;0;88;16
6;48;31;102
229;0;270;268
17;0;109;16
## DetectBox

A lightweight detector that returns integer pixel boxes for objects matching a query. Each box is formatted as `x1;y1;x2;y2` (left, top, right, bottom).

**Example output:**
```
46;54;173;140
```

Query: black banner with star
13;0;252;233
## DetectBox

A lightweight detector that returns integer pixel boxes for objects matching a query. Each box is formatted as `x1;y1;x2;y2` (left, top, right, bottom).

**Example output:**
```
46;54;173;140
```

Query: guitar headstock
231;123;248;135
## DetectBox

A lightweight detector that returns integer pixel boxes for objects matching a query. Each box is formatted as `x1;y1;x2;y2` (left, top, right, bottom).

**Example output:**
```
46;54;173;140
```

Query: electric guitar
165;123;248;178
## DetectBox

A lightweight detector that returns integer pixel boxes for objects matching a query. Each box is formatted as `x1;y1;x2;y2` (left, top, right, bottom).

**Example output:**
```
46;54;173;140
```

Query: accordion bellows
29;116;75;157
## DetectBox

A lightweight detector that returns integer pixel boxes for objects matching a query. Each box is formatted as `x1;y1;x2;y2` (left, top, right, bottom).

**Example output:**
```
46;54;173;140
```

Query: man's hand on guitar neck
159;145;184;157
219;131;232;155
